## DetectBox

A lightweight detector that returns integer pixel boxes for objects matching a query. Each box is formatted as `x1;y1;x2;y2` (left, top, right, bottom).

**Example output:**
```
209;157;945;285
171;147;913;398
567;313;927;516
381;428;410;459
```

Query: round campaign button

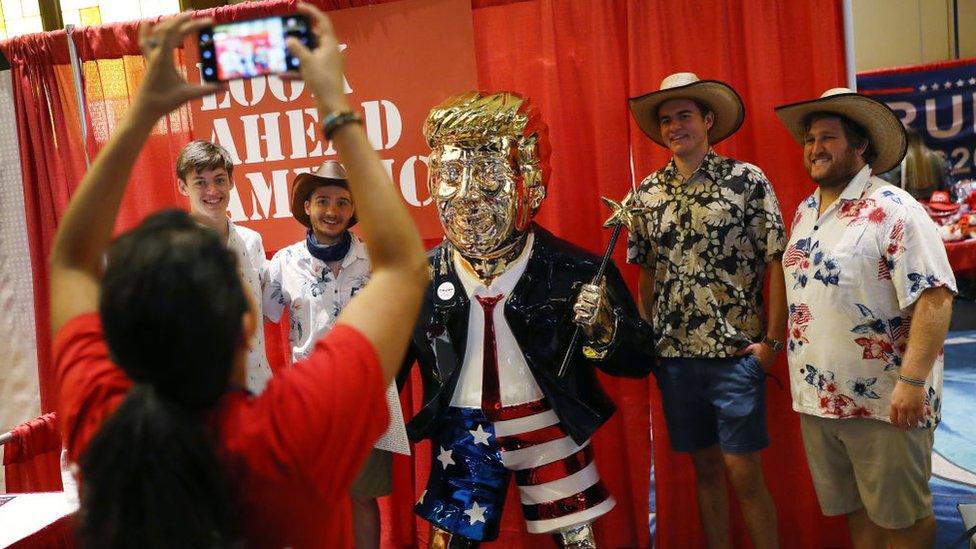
437;282;455;301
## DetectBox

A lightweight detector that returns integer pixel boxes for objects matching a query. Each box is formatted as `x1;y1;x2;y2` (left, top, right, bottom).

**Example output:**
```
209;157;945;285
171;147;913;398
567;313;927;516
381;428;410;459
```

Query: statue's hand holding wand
560;192;645;377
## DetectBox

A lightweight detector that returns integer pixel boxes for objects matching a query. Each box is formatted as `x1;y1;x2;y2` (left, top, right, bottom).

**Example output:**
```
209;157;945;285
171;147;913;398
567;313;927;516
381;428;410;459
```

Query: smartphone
198;14;315;83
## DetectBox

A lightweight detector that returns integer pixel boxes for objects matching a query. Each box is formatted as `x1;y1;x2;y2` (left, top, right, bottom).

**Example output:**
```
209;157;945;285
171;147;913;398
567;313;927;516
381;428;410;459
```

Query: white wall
853;0;976;72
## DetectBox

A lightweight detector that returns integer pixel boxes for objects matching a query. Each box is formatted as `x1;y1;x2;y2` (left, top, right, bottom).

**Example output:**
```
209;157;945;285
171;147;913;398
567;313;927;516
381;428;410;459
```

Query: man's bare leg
887;514;935;549
723;451;778;549
846;508;886;549
690;444;730;549
352;496;380;549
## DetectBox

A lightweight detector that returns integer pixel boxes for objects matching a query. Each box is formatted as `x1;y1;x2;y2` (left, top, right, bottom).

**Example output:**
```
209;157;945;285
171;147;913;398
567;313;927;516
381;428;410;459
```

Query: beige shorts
799;414;934;529
350;448;393;499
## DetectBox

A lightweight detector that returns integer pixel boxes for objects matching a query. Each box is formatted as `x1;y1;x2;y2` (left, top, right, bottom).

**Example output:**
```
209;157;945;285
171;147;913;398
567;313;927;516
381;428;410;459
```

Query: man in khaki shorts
775;88;956;547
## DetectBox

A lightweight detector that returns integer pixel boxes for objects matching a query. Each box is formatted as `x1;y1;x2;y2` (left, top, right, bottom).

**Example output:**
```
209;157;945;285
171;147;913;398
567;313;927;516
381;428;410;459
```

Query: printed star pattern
469;424;491;445
465;501;487;525
437;446;455;469
916;75;976;92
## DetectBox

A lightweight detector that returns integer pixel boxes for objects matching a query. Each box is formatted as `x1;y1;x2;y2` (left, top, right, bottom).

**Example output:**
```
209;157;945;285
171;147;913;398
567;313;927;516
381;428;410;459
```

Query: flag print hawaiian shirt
784;165;956;427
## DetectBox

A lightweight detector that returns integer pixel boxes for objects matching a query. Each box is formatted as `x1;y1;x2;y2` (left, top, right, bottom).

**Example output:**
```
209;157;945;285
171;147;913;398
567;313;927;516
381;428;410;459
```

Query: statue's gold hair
423;91;551;190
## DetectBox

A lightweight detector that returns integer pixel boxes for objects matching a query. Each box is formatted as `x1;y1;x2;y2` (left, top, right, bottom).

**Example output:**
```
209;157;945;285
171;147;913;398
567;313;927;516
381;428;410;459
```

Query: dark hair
176;140;235;181
803;112;878;165
655;99;713;121
692;100;712;118
79;209;247;548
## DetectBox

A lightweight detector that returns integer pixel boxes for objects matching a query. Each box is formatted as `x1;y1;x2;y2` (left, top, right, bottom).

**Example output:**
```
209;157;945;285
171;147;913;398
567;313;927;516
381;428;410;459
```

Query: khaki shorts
350;448;393;499
799;414;934;529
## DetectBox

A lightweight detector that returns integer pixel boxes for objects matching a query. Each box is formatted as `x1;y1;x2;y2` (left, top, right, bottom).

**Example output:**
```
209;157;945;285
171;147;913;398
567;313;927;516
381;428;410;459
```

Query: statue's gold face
429;138;522;259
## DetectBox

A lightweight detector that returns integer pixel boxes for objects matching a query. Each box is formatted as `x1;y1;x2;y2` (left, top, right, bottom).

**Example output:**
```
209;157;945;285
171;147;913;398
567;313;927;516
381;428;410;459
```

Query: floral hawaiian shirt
263;234;371;362
784;165;956;427
627;149;787;357
263;234;411;454
227;222;272;394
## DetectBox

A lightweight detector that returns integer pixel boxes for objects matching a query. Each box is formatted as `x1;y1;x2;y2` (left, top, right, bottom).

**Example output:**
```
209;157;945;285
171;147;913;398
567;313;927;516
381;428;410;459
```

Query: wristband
322;110;363;140
762;335;783;353
897;374;926;387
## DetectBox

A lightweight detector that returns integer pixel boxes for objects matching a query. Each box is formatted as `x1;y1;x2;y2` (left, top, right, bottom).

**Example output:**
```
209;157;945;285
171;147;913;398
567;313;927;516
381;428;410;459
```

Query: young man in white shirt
264;161;399;549
176;140;271;394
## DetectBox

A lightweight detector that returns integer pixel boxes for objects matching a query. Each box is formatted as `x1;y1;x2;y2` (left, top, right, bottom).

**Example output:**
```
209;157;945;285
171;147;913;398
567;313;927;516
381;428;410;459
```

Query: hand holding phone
284;3;349;115
138;12;220;117
198;13;315;82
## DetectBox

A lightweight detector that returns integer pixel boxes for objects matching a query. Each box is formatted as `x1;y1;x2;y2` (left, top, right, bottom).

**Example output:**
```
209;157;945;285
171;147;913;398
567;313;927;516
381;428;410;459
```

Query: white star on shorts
464;501;487;525
469;424;491;445
437;446;455;469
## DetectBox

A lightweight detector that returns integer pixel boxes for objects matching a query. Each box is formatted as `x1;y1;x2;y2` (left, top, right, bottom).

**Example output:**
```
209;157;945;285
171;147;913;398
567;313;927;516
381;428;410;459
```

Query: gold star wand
558;192;646;377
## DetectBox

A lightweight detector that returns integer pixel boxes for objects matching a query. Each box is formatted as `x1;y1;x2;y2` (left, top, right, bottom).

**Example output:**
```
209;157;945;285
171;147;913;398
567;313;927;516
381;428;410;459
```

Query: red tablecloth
946;239;976;274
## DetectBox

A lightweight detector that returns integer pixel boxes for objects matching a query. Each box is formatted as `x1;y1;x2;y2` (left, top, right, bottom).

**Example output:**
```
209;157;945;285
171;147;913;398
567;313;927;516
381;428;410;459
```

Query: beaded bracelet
322;110;363;140
897;374;926;387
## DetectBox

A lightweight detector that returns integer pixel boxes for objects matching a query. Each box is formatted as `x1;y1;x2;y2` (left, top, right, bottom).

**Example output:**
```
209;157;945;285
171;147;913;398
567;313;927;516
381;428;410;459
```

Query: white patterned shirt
227;222;272;394
263;234;371;362
784;165;956;427
263;234;411;454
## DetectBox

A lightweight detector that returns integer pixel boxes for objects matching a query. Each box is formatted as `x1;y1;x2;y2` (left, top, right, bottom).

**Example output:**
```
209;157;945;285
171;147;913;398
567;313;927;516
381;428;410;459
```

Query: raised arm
287;4;428;384
49;13;218;333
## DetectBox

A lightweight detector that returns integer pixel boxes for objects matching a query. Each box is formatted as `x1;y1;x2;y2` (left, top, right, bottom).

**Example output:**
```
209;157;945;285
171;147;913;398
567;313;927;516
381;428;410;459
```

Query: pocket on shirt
828;216;867;269
832;229;885;322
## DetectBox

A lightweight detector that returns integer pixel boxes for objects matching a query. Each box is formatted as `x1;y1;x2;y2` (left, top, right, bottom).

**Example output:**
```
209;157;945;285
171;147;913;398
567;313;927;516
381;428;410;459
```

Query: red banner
187;0;477;251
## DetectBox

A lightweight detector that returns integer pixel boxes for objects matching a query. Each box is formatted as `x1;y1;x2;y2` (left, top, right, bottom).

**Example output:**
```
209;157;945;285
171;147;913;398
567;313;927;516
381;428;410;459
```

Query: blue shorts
655;355;769;454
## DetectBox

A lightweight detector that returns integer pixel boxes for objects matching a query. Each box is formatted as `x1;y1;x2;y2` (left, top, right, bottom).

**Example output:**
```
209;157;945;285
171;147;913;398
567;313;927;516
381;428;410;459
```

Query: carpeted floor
933;325;976;548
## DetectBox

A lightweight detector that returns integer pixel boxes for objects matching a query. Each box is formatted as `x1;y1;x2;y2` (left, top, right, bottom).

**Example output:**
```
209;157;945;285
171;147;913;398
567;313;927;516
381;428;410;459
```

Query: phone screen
199;15;311;82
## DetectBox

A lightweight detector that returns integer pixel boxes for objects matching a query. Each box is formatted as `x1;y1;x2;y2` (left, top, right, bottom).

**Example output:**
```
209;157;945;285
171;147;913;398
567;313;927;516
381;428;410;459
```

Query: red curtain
3;413;62;492
621;1;854;547
2;32;86;413
467;1;852;547
1;0;854;546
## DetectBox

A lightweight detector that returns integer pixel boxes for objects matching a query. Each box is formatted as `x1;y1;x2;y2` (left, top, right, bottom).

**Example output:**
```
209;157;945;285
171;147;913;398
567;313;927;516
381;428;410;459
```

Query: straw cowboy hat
628;72;745;147
774;87;907;175
290;160;356;228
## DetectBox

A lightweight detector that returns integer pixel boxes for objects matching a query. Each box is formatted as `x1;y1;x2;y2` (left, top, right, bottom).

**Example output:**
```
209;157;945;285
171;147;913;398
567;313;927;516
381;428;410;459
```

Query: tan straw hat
628;72;745;147
290;160;355;228
774;88;907;175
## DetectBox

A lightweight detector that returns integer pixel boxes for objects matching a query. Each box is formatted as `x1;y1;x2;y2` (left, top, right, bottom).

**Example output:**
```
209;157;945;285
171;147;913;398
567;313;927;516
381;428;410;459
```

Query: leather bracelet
322;110;363;140
897;374;926;387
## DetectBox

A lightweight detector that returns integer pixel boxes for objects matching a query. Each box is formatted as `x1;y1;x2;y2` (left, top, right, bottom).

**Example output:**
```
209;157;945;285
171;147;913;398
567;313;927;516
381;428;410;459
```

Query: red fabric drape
2;32;85;413
0;0;300;413
623;1;854;547
2;0;854;546
3;413;62;492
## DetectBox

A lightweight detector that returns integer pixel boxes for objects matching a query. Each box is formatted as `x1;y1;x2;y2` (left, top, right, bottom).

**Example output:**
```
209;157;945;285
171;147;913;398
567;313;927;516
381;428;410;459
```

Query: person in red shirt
47;5;428;548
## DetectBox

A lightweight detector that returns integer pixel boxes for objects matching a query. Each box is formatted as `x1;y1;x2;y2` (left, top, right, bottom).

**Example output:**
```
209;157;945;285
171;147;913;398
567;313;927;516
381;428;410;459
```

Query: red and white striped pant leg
492;400;616;534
